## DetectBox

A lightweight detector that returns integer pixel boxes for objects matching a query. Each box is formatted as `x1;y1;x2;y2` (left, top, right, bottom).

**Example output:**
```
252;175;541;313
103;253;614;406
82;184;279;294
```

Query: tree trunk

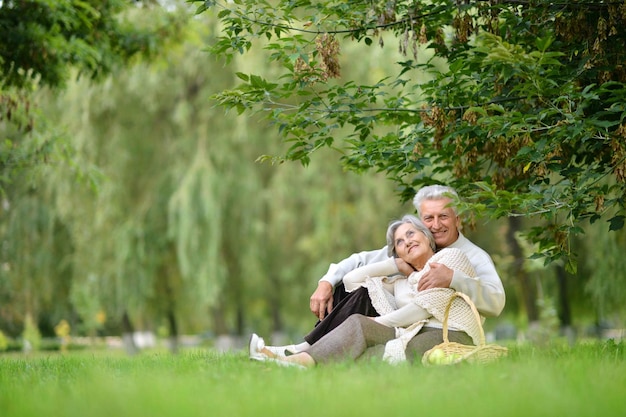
555;264;575;343
555;264;571;327
166;308;179;354
212;304;236;351
121;311;138;355
212;304;228;335
506;217;539;322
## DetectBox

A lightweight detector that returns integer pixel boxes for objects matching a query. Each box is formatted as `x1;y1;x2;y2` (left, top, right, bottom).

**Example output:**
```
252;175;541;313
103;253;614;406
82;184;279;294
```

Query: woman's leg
404;327;473;363
303;286;379;345
355;344;386;363
305;314;395;365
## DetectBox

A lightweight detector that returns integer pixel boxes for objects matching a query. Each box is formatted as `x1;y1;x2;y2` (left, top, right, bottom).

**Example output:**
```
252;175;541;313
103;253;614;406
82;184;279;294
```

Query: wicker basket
422;292;508;366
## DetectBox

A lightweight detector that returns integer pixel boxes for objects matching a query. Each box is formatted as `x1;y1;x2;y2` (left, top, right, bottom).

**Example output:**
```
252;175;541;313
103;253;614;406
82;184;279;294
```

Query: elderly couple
249;185;506;368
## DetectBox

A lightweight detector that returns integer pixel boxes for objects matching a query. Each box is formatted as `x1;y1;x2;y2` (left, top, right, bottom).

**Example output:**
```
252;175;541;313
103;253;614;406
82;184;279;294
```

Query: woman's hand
394;257;416;276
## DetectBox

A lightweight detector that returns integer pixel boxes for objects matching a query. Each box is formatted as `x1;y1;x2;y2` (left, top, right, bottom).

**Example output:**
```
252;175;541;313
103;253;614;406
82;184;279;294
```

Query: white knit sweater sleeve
343;257;399;292
319;246;392;287
374;303;430;327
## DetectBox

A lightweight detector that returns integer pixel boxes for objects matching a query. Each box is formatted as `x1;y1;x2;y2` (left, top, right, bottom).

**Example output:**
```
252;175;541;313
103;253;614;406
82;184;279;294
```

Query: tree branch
213;1;448;35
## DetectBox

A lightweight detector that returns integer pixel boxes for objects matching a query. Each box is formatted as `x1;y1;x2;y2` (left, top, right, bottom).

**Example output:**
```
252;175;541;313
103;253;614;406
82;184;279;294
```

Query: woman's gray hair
386;215;436;257
412;184;459;217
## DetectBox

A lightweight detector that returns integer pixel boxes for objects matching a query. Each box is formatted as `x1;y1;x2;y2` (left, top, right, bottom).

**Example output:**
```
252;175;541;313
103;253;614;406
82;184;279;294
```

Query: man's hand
394;257;416;277
310;281;334;320
417;262;453;291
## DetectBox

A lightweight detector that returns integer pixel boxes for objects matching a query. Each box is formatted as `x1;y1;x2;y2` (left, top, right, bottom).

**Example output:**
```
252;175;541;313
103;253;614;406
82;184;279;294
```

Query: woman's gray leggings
306;314;473;364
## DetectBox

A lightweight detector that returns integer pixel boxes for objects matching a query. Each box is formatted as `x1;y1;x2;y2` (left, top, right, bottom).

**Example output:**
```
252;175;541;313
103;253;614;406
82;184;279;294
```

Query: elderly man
264;184;505;356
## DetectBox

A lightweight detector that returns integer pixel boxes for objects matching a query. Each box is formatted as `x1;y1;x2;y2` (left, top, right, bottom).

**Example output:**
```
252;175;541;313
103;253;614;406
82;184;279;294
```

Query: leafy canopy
196;0;626;270
0;0;186;194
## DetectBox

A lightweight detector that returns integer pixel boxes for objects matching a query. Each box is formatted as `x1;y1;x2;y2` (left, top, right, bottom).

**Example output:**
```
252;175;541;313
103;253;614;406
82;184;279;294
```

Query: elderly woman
250;215;482;367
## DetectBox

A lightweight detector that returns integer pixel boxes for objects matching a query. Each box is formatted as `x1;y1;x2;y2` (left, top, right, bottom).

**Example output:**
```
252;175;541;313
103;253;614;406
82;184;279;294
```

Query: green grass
0;341;624;417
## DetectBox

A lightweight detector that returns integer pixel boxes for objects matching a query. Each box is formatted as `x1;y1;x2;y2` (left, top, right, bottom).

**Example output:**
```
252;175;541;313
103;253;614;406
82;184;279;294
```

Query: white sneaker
249;334;306;369
249;333;269;361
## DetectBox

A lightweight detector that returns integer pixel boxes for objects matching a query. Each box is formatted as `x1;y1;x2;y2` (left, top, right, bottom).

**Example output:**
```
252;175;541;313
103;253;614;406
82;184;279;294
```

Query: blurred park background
1;0;625;356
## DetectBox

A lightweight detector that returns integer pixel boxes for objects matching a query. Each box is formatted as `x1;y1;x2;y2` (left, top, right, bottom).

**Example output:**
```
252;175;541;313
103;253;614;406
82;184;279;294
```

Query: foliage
0;1;190;338
69;273;106;336
40;34;226;333
198;0;626;269
29;9;406;339
583;217;626;321
0;330;7;351
3;1;624;339
0;0;188;194
21;313;42;351
0;0;180;89
0;3;408;339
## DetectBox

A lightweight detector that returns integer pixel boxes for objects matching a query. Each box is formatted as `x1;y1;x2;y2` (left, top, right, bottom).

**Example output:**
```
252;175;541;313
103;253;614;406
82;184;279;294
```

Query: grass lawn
0;340;624;417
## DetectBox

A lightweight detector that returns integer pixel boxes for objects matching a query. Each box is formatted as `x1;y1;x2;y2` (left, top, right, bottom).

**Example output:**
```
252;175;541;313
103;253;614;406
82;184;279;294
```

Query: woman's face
393;223;434;268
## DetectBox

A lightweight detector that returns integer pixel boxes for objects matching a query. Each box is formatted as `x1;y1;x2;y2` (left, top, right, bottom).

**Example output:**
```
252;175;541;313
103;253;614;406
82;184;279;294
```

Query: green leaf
608;215;625;231
249;74;263;87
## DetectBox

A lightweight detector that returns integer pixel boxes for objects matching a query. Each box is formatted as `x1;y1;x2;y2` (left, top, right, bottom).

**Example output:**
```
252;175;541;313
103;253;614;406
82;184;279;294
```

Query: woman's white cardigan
344;248;483;363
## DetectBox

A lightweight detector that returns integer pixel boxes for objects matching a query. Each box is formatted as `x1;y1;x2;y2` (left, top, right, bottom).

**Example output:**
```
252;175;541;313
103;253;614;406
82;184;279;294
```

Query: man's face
419;198;461;249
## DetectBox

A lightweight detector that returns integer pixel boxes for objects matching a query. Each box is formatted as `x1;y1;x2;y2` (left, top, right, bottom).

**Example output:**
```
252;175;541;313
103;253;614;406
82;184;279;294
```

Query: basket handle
441;291;486;346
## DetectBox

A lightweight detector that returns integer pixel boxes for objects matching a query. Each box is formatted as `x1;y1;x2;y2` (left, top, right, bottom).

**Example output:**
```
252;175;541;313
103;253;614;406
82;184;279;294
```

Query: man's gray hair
412;185;459;217
386;215;436;257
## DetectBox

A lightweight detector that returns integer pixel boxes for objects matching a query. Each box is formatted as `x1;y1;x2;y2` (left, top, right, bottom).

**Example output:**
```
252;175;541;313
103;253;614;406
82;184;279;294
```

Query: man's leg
303;285;379;345
261;284;378;356
306;314;395;365
330;282;351;305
